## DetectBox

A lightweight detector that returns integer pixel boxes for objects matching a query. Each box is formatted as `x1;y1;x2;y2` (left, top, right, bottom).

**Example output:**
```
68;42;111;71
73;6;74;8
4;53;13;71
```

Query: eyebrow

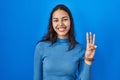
53;16;69;19
62;16;69;18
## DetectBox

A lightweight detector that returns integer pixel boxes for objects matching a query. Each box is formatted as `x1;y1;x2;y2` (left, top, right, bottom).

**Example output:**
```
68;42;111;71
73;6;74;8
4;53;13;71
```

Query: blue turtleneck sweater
34;38;91;80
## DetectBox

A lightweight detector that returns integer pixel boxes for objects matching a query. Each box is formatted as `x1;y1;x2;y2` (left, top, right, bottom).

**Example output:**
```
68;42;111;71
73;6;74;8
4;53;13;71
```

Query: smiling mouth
57;27;66;32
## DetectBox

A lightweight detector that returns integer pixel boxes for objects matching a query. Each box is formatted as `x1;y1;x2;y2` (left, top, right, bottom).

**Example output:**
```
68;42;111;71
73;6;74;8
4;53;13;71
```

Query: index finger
86;32;89;44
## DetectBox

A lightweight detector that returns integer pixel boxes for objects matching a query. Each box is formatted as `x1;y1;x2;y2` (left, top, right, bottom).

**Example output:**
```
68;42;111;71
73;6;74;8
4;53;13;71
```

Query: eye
53;19;58;22
63;18;68;21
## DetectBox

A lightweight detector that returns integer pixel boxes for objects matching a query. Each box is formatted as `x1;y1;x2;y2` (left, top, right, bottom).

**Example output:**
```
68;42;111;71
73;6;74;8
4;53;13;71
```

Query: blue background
0;0;120;80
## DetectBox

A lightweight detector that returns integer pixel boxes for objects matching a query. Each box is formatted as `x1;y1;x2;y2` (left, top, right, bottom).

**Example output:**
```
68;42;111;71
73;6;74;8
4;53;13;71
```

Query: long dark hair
40;4;78;51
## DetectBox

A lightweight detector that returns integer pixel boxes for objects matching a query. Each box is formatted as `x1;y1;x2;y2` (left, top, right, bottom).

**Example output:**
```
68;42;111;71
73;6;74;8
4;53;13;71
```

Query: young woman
34;4;97;80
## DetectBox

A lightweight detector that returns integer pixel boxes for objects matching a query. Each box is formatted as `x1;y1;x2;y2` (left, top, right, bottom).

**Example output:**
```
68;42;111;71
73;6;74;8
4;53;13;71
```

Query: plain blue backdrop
0;0;120;80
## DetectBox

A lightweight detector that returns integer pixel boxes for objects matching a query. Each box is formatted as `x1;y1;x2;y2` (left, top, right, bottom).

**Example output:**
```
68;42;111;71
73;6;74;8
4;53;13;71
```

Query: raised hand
85;32;97;65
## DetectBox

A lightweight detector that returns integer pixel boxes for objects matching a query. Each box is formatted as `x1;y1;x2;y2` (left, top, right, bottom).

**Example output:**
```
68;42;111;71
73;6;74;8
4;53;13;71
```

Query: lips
57;27;66;32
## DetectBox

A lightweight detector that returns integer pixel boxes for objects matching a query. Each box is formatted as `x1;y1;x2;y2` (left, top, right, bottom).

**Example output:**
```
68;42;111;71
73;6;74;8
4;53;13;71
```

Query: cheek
52;22;56;28
65;22;70;30
52;23;57;31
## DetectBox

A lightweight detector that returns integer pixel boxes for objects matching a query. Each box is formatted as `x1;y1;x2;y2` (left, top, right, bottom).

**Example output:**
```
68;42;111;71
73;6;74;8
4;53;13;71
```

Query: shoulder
75;42;85;51
36;41;51;47
75;42;86;57
34;41;51;56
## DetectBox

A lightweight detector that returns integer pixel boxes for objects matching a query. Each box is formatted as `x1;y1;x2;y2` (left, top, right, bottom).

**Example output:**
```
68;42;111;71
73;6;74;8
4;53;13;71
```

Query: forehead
52;9;69;18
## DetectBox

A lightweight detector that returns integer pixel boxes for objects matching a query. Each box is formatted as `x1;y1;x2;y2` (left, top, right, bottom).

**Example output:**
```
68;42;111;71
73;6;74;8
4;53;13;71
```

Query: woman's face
52;9;70;38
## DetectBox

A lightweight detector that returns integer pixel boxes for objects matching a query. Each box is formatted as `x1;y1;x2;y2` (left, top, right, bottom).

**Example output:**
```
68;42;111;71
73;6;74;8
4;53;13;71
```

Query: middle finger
90;32;93;44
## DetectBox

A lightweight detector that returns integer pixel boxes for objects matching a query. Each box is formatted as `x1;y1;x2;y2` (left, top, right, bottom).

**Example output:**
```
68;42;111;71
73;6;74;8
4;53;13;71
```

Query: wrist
84;57;94;65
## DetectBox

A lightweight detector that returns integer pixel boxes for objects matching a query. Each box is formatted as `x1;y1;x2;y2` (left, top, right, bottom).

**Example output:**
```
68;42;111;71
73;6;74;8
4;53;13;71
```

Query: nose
59;20;63;26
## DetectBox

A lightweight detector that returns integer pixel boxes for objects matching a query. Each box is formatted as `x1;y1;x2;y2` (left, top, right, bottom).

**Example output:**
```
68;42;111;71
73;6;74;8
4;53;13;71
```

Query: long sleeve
34;43;43;80
78;48;92;80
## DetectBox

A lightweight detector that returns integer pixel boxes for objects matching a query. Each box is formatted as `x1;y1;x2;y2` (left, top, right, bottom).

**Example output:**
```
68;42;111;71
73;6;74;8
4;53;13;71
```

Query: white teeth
58;27;66;32
59;28;65;31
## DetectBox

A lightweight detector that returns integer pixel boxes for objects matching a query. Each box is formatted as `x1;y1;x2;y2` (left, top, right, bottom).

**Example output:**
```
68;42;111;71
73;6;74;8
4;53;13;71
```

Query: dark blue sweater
34;38;91;80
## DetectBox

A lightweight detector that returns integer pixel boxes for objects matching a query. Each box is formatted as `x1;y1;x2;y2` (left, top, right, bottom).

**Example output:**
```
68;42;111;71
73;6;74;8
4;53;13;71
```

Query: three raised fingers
86;32;96;45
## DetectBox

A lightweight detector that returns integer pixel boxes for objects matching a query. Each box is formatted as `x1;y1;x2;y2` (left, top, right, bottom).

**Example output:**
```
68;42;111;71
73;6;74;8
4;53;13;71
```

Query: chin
57;33;68;38
58;32;66;35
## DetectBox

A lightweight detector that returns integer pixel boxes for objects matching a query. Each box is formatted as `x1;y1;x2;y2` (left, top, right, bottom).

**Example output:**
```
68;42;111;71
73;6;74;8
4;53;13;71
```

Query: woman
34;4;97;80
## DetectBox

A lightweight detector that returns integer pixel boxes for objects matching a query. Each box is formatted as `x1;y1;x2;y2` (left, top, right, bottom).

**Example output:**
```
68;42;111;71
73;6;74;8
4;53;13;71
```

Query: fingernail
86;32;88;35
90;32;91;34
95;45;97;48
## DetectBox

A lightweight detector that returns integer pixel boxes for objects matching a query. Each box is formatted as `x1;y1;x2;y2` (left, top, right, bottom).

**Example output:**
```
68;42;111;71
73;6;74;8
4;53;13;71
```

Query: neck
57;35;68;39
56;37;69;43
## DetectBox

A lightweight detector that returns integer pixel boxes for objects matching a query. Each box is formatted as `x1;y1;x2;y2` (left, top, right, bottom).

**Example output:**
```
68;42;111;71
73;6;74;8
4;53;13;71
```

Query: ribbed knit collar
57;38;69;43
